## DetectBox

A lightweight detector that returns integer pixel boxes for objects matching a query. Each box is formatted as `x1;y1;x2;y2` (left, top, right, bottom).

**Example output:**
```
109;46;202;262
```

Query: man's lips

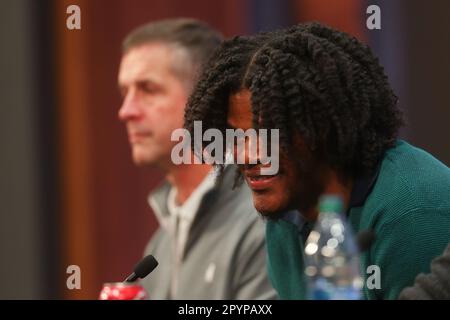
244;168;281;191
128;131;151;143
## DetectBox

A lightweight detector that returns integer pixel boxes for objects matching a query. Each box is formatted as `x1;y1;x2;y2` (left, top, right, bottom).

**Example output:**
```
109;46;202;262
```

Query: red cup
99;282;148;300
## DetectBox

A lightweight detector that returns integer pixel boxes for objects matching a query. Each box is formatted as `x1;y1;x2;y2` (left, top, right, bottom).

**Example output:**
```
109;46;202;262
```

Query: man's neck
301;170;353;222
166;163;212;205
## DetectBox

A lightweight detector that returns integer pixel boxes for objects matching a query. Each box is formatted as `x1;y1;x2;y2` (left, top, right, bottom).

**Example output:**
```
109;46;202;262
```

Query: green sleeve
370;207;450;299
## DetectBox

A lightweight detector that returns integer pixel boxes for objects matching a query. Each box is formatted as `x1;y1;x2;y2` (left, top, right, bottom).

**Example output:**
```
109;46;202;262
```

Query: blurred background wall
0;0;448;299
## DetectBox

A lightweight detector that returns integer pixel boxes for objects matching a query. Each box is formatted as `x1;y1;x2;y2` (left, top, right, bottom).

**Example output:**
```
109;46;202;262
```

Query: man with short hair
118;18;276;299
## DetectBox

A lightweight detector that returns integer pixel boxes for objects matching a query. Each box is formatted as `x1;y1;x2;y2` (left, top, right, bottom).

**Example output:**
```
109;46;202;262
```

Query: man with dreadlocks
185;22;450;299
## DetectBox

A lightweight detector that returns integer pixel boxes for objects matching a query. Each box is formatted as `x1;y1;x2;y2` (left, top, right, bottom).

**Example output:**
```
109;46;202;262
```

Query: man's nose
235;136;260;165
118;89;142;121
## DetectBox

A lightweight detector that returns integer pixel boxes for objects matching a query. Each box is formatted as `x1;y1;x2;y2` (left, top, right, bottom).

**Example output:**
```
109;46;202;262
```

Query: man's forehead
118;43;172;83
228;89;253;128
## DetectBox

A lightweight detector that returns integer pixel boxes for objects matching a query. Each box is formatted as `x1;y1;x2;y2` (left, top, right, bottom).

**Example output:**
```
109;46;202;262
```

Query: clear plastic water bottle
304;195;363;300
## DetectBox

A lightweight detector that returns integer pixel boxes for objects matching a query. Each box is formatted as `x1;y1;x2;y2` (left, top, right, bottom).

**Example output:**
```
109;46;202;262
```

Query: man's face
227;90;327;219
118;43;189;168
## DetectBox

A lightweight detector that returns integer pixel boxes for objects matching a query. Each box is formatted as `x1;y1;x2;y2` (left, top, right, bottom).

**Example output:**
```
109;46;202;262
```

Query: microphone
124;254;159;283
356;229;376;252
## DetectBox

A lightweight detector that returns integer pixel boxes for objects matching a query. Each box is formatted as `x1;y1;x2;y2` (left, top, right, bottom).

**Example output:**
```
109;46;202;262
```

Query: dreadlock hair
185;31;276;182
185;22;403;180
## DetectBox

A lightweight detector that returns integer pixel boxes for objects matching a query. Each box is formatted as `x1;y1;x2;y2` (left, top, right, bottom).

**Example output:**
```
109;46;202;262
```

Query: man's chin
131;152;155;166
252;194;288;220
133;158;150;166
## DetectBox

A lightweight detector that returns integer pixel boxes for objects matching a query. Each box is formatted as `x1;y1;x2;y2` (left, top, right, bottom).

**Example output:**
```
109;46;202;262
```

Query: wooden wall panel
53;0;248;299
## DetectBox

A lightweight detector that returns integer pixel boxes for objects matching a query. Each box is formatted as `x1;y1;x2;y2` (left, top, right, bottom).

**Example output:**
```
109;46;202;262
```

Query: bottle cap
318;194;343;213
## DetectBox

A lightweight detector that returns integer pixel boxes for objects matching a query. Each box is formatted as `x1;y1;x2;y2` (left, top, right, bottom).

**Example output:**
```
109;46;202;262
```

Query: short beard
265;146;328;222
231;143;328;222
291;147;328;220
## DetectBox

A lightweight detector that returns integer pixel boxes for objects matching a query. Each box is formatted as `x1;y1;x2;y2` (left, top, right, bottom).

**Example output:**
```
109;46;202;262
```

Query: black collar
347;162;382;211
279;161;382;237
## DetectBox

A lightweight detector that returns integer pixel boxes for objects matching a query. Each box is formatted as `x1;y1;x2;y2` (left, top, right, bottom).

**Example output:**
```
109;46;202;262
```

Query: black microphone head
134;255;158;279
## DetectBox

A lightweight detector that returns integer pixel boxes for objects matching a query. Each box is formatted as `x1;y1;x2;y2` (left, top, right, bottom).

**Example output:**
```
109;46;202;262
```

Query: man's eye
138;82;158;94
142;86;155;93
